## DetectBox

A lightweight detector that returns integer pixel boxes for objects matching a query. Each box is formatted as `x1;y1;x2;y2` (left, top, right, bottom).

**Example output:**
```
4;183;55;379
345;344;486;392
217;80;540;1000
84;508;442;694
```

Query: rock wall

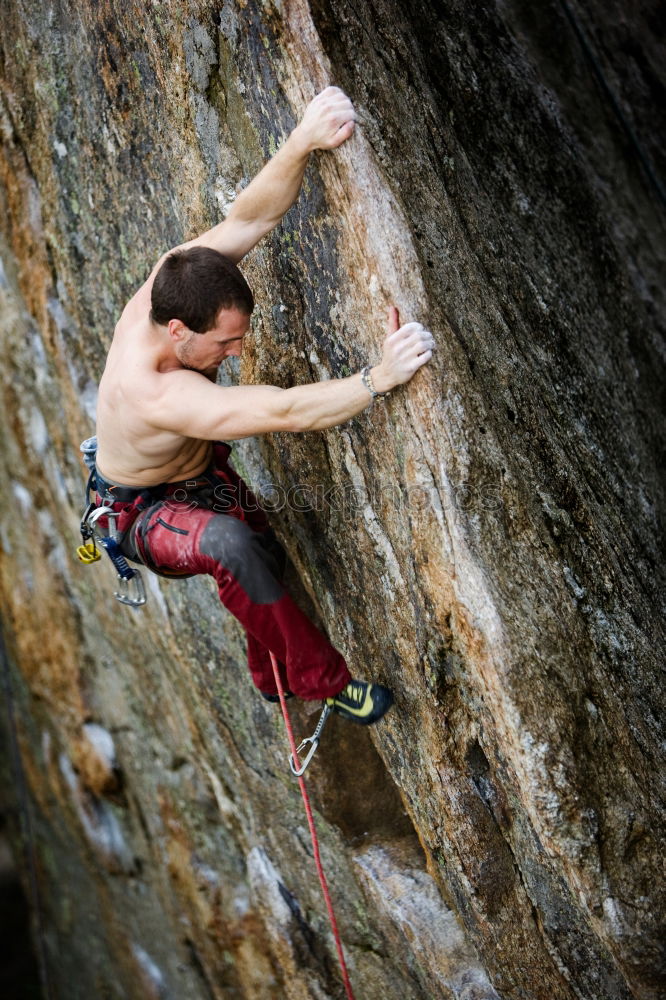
0;1;664;998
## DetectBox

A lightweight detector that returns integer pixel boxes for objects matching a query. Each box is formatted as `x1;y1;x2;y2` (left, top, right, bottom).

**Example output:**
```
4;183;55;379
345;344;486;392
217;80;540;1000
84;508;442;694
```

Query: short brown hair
150;246;254;331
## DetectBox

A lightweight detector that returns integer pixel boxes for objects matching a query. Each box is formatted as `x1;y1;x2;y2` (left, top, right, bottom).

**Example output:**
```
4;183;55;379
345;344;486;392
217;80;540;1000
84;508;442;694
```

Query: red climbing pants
96;443;351;701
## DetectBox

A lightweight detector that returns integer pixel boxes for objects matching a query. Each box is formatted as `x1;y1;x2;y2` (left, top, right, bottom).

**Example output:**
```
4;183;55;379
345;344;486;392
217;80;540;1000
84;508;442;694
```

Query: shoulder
140;366;223;417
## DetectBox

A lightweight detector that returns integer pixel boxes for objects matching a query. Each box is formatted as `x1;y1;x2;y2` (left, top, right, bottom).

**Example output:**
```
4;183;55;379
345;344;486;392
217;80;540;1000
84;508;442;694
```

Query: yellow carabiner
77;540;101;564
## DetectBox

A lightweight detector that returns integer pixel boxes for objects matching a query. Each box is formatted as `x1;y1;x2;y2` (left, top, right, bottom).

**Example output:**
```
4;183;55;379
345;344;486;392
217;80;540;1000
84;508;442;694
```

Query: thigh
132;502;217;577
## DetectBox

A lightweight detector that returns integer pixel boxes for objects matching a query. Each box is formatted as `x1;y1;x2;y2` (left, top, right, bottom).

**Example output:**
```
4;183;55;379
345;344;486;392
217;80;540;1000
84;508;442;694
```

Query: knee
199;516;254;568
199;516;284;604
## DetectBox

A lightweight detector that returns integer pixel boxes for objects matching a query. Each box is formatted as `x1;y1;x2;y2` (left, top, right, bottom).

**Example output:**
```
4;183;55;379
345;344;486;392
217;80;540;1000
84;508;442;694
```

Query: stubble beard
176;334;211;374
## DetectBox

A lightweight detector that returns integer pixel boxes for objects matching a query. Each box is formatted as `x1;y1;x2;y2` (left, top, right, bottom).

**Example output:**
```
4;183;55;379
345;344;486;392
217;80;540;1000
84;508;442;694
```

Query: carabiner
86;505;120;540
114;571;147;608
289;704;331;776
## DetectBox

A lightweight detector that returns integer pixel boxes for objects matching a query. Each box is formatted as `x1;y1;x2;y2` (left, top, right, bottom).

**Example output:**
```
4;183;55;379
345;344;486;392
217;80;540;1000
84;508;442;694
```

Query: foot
260;690;294;703
325;679;394;725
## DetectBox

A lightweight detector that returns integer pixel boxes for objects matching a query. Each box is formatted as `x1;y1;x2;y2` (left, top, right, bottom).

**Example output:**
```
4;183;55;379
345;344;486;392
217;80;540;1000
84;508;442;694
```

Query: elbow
281;414;313;434
279;395;315;434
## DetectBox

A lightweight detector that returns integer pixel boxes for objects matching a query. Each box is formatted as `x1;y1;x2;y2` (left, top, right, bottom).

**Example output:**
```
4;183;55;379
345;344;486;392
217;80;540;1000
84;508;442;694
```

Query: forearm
176;88;355;263
282;368;384;432
179;127;311;262
227;127;311;230
281;317;436;432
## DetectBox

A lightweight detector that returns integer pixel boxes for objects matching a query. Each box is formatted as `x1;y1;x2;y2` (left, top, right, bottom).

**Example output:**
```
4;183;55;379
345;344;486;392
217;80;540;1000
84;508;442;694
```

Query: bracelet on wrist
361;365;390;401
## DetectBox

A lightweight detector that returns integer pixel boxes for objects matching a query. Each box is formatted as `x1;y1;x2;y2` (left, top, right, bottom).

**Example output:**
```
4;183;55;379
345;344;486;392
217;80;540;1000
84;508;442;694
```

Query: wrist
361;365;391;400
370;365;394;394
288;124;315;159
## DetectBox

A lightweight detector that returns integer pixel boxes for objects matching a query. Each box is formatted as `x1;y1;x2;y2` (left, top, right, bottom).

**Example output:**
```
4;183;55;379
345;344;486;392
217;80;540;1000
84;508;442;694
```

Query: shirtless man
93;87;435;724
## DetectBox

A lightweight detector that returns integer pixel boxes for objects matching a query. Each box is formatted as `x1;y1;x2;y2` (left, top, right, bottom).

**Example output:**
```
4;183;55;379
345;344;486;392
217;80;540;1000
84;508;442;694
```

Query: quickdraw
289;703;331;776
78;504;147;608
100;534;147;608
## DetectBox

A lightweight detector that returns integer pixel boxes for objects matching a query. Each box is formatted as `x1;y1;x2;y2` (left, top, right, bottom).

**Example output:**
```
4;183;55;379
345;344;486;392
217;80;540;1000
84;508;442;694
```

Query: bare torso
95;313;213;487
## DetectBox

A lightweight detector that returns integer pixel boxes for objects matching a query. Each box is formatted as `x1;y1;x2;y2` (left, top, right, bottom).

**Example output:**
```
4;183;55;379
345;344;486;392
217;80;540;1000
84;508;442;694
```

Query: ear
167;318;189;342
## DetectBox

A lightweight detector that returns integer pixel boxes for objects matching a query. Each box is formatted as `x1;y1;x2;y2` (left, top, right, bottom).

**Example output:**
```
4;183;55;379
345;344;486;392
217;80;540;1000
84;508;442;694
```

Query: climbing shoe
261;690;294;703
325;679;394;725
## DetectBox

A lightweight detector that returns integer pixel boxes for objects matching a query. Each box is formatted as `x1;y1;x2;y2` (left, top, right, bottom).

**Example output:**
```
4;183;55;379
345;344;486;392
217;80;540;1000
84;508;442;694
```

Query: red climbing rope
269;652;356;1000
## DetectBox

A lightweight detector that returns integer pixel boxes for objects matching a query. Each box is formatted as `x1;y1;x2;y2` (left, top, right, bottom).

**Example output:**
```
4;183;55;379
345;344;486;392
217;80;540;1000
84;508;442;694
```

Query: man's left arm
182;86;356;263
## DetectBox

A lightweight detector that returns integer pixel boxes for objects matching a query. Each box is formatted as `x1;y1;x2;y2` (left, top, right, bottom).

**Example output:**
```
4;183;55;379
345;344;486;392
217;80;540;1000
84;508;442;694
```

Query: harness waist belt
95;468;219;504
95;473;163;504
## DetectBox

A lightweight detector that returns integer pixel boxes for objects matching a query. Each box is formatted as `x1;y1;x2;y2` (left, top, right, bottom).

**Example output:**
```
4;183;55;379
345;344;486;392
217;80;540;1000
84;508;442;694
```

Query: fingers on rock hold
386;306;401;331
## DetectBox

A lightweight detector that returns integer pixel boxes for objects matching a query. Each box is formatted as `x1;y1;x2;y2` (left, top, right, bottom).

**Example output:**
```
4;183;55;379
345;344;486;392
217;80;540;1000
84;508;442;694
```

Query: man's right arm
147;318;435;440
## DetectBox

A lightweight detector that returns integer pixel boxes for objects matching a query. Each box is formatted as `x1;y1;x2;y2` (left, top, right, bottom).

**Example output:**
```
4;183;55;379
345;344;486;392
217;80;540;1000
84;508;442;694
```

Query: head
150;246;254;371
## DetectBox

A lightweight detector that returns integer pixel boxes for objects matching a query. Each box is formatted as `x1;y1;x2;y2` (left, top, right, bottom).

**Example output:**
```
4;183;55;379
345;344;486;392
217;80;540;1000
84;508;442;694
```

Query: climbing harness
289;703;331;776
76;438;147;608
269;652;356;1000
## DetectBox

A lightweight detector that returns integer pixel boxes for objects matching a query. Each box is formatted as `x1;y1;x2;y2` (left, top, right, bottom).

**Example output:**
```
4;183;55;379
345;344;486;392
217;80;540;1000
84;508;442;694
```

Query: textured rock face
0;2;664;998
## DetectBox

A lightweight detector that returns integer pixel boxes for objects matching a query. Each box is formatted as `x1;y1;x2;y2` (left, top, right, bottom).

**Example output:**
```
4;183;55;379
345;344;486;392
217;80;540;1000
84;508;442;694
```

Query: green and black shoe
325;679;394;725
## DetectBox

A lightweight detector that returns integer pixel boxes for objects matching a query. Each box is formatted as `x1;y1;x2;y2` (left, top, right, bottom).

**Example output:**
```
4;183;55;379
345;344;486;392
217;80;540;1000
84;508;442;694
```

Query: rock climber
91;87;435;724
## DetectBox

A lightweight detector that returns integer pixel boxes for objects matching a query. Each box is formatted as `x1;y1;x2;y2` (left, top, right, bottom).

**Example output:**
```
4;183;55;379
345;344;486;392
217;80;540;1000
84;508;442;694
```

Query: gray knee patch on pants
199;516;284;605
